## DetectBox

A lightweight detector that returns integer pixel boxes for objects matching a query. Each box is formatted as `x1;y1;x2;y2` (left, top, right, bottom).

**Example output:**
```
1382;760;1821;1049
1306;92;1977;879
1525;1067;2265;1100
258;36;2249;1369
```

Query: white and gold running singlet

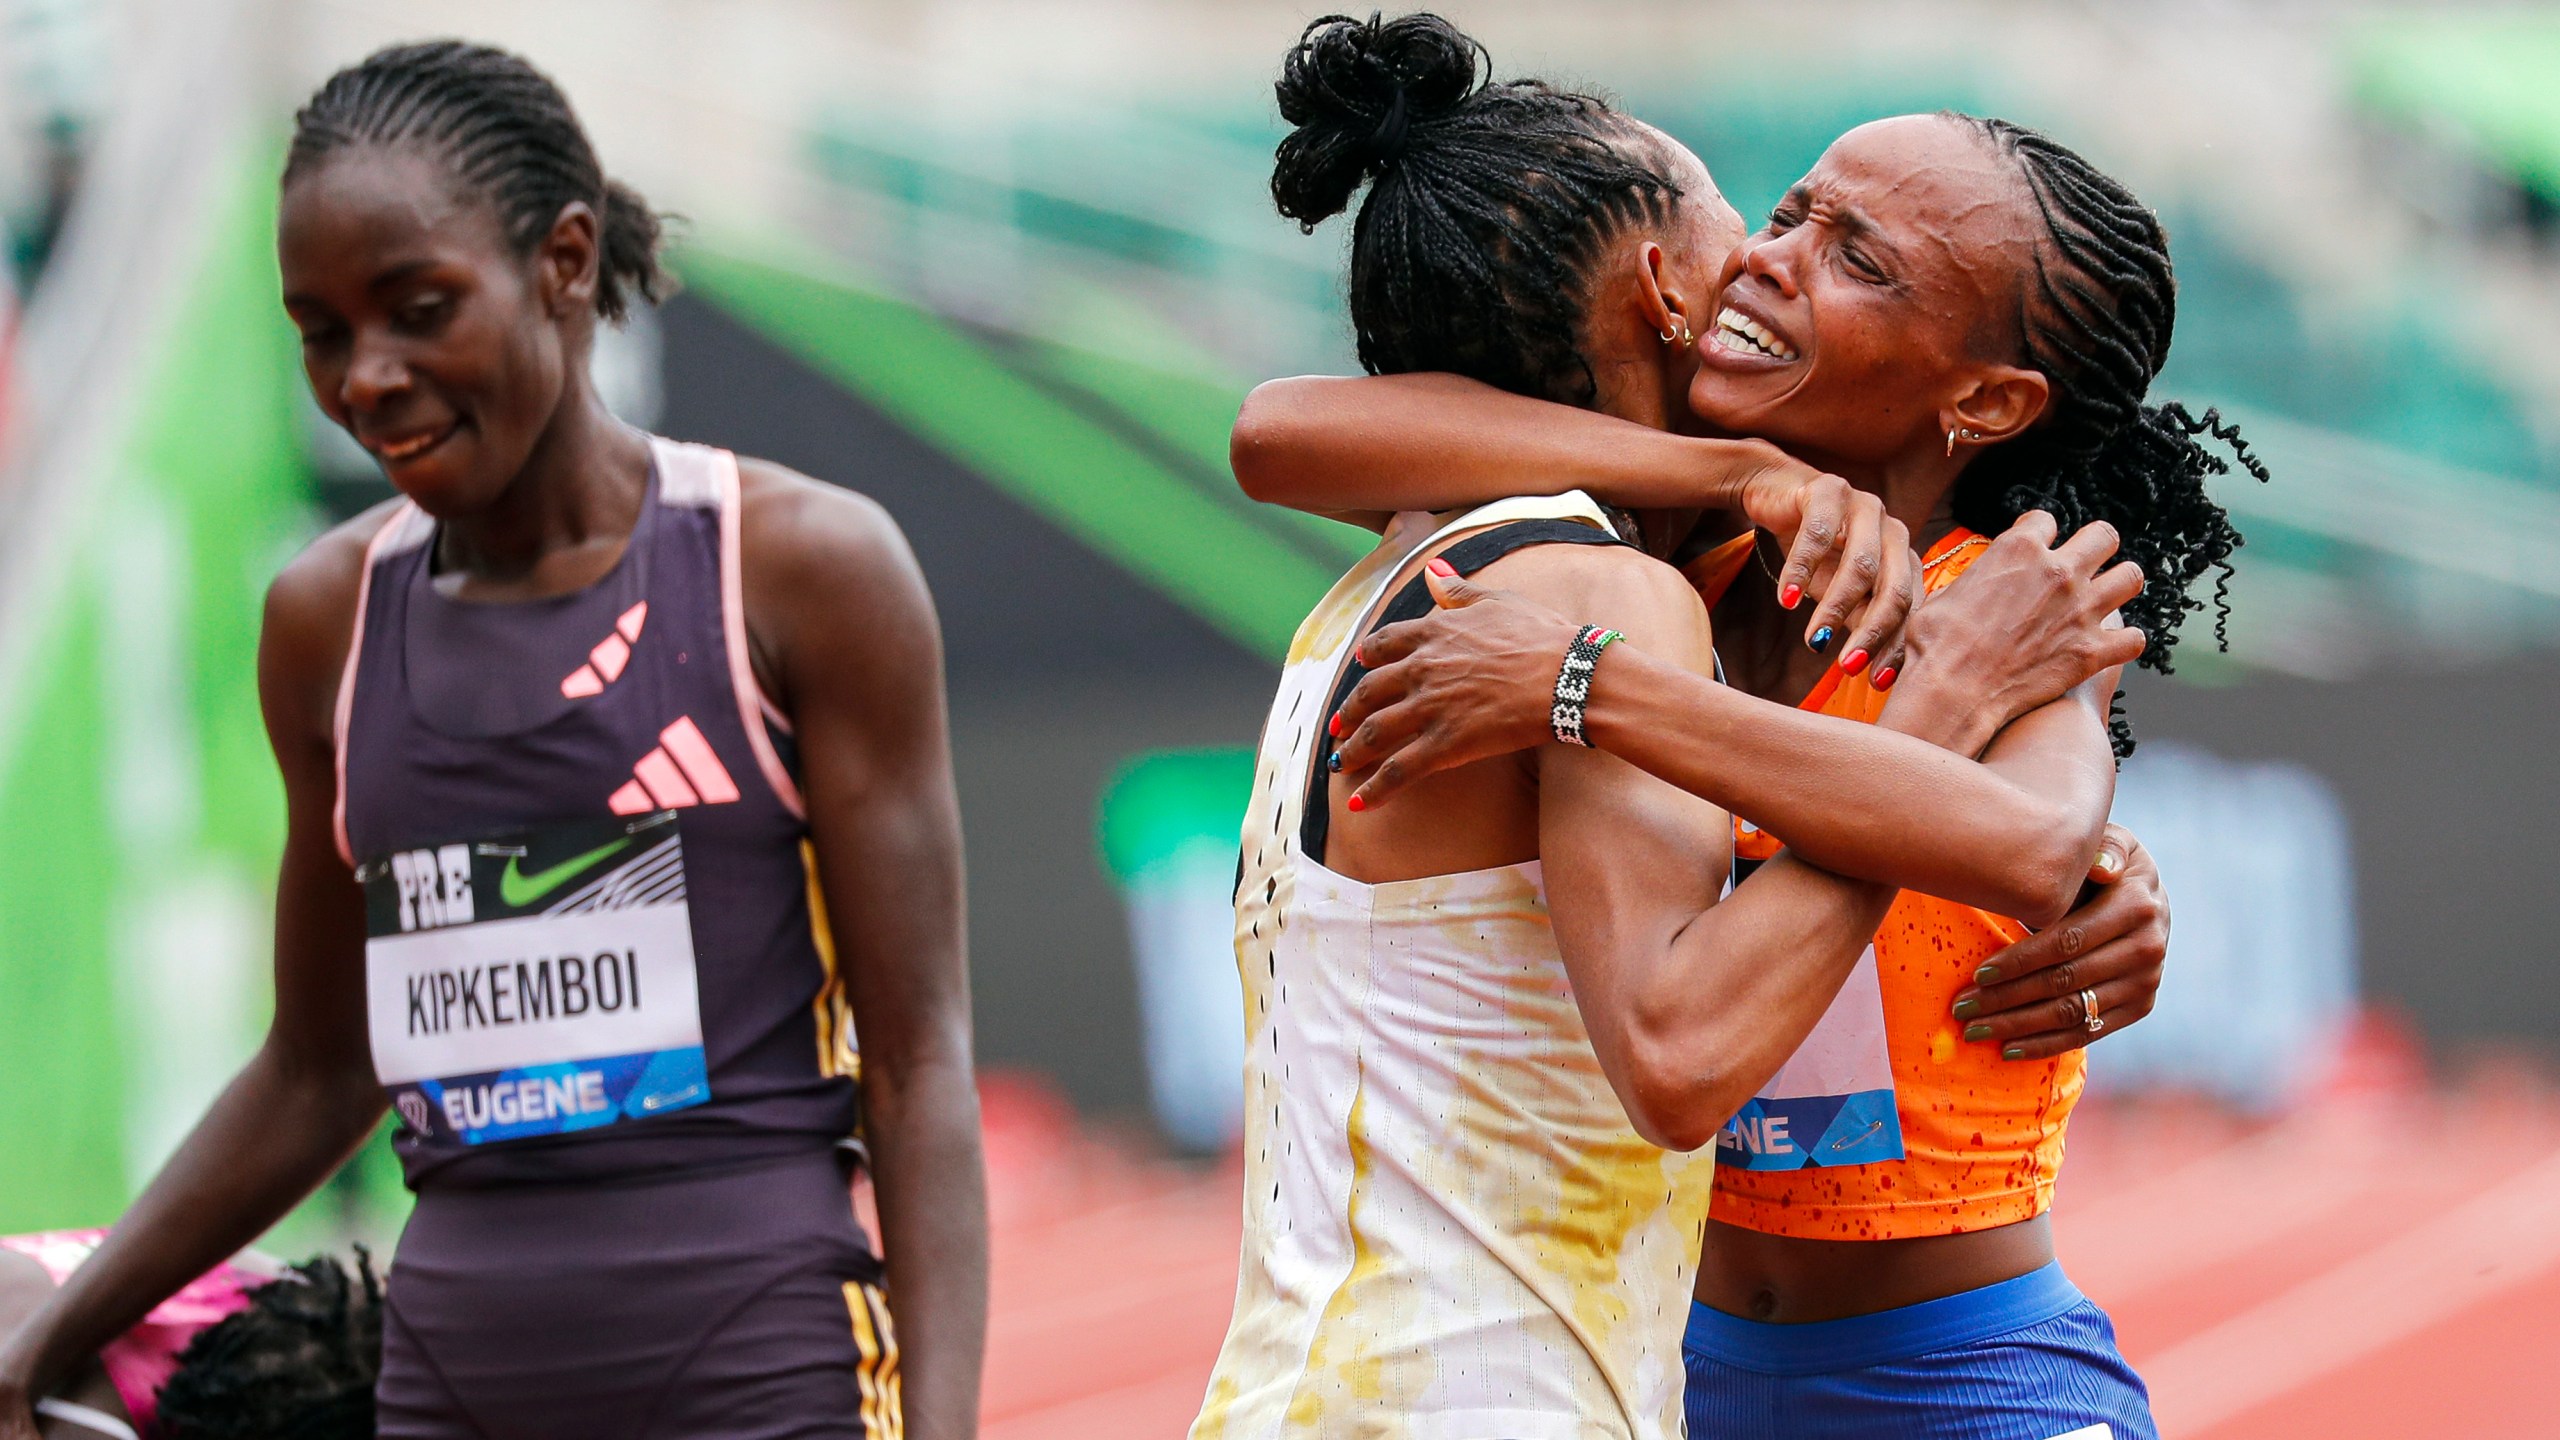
1193;495;1715;1440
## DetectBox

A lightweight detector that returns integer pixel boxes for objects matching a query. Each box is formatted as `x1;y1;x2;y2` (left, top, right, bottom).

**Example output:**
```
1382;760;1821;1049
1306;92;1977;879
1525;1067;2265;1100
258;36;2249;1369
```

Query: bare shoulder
1471;538;1713;671
260;500;409;733
734;457;929;615
266;500;402;635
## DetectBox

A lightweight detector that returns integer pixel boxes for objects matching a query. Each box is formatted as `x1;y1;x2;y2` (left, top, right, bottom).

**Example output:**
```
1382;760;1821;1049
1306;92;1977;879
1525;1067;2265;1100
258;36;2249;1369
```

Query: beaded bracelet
1551;624;1624;747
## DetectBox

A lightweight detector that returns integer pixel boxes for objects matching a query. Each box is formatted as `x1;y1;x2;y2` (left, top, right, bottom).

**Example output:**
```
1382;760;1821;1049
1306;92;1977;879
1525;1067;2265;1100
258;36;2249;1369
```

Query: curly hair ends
155;1251;383;1440
285;40;669;322
1946;114;2271;758
1271;12;1683;406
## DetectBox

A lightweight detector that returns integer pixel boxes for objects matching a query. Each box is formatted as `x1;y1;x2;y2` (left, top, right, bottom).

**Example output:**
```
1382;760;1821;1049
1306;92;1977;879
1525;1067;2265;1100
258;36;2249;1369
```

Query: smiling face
279;145;586;516
1689;114;2050;472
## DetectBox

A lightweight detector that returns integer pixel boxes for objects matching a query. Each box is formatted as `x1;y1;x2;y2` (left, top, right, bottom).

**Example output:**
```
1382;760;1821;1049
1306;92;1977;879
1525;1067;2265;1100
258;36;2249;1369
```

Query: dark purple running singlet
337;437;896;1440
337;435;859;1190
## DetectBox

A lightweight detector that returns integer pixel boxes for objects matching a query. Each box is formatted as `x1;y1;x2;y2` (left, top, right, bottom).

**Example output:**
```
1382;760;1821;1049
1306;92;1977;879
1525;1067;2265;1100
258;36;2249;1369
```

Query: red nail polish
1872;665;1898;689
1842;648;1870;675
1328;713;1344;739
1346;794;1366;813
1779;583;1803;610
1426;557;1457;579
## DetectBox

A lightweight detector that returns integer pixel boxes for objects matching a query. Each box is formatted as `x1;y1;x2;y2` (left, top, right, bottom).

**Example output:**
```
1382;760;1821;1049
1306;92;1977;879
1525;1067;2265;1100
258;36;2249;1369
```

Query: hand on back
1895;511;2147;729
1952;823;2172;1060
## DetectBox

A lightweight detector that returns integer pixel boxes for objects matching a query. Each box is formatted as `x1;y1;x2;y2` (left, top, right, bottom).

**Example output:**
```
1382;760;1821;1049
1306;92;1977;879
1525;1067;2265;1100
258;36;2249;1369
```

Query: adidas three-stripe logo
563;601;649;699
609;716;741;815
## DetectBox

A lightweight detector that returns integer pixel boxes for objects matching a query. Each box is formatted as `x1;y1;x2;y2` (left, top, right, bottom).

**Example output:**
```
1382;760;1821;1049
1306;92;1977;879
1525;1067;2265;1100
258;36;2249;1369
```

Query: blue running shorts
1683;1261;2158;1440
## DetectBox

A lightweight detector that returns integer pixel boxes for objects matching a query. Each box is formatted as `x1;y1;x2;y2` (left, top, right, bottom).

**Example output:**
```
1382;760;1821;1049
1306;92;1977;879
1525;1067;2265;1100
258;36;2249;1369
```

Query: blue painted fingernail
1951;997;1980;1020
1326;751;1342;772
1964;1022;1993;1042
1974;964;2002;985
1809;626;1835;653
2002;1045;2027;1061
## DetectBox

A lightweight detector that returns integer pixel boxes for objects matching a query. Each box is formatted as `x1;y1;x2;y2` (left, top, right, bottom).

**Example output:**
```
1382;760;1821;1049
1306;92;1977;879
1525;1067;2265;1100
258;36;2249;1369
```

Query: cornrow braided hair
286;40;667;323
1272;12;1684;407
1947;113;2270;757
155;1251;384;1440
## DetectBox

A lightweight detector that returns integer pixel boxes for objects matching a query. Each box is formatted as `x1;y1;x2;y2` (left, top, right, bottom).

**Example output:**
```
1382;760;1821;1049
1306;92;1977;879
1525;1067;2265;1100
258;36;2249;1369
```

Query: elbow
1229;378;1314;504
1617;1027;1735;1154
2000;825;2100;930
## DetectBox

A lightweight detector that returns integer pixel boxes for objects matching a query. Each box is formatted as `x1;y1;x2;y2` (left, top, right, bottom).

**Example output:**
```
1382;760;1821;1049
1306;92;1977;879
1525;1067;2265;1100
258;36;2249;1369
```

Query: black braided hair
154;1251;383;1440
285;40;667;323
1946;114;2269;756
1273;12;1685;406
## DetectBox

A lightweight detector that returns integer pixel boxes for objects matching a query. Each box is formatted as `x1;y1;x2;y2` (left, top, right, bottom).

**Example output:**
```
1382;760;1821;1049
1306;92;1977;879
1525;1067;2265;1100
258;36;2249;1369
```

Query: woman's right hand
1894;511;2147;736
1724;442;1920;668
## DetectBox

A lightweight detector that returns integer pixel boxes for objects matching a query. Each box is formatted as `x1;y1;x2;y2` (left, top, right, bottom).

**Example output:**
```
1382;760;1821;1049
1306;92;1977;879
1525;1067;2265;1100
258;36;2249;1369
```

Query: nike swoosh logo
499;836;638;908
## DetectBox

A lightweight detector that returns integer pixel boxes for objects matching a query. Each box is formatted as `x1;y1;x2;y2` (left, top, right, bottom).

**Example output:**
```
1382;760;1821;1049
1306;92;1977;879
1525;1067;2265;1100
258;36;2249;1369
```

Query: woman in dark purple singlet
0;42;986;1440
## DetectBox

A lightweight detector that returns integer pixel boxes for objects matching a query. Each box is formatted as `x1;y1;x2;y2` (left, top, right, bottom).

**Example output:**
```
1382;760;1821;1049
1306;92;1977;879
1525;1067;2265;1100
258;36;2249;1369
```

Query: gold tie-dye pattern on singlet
1195;497;1712;1440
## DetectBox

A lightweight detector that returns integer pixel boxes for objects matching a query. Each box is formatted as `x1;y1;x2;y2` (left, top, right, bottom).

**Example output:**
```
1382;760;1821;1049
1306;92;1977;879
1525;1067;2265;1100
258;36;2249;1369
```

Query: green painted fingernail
2002;1045;2026;1061
1964;1023;1993;1042
1951;997;1980;1020
1974;964;2002;985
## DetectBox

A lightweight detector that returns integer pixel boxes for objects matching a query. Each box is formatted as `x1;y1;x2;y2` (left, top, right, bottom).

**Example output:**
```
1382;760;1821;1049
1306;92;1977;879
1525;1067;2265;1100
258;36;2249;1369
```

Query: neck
437;378;650;580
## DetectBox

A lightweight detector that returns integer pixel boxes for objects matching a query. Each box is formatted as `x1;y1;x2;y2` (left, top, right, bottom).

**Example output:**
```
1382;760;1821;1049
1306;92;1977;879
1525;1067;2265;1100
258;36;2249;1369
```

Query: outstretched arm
0;522;392;1438
746;467;986;1440
1232;372;1918;663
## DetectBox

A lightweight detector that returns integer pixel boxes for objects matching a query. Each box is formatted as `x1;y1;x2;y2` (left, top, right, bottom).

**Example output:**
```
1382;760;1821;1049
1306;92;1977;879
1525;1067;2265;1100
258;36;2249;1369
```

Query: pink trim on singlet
1;1231;259;1436
332;505;425;867
709;450;806;819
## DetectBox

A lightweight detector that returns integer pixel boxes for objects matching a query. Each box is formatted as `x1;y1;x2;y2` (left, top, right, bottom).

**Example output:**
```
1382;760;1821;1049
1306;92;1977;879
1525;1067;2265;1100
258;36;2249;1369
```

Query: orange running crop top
1701;529;2085;1239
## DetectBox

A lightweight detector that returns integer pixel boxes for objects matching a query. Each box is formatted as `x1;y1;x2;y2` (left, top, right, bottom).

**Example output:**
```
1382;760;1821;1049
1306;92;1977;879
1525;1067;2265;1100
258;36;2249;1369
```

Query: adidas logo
609;716;742;815
562;601;650;698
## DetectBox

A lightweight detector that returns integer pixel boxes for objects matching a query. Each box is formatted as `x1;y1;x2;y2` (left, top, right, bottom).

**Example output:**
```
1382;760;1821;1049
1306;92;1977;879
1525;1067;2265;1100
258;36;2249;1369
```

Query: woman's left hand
1327;563;1583;808
1949;823;2170;1059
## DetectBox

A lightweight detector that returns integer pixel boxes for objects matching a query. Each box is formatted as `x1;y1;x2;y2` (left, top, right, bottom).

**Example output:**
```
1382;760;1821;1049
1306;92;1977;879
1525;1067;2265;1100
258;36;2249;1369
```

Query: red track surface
974;1027;2560;1437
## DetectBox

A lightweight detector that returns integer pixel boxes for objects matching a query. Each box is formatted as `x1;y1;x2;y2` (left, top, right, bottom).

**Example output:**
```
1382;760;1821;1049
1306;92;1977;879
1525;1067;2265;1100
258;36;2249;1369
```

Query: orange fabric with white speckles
1709;529;2085;1240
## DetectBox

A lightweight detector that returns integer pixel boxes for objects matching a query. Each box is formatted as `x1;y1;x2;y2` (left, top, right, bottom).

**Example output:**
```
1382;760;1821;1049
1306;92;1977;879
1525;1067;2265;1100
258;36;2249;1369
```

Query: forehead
277;145;509;276
1801;115;2043;303
1801;116;2036;247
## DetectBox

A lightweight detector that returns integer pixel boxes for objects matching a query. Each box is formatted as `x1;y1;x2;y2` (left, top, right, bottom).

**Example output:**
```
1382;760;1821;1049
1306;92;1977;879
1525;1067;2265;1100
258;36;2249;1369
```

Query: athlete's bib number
362;811;710;1145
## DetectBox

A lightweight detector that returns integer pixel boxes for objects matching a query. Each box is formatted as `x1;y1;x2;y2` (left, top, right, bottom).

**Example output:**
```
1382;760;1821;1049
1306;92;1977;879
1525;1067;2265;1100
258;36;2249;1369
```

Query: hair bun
1271;11;1487;231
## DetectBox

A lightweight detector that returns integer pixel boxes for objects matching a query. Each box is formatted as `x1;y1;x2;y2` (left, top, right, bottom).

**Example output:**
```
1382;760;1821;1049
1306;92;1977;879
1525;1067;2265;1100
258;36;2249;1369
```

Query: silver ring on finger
2079;987;2104;1034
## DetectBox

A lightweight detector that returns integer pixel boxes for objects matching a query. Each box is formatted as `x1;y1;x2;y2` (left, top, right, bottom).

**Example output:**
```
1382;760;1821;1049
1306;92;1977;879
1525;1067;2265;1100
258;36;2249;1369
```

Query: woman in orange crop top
1232;99;2260;1440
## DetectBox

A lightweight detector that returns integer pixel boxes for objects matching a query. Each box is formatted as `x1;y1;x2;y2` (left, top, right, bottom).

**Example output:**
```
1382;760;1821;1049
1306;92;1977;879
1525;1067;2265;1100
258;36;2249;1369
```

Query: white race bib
362;811;710;1145
1716;944;1905;1170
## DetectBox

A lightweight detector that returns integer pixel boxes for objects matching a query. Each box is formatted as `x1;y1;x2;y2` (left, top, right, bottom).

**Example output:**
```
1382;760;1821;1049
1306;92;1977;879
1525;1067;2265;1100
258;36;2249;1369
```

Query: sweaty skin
1243;113;2166;1326
0;144;986;1438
